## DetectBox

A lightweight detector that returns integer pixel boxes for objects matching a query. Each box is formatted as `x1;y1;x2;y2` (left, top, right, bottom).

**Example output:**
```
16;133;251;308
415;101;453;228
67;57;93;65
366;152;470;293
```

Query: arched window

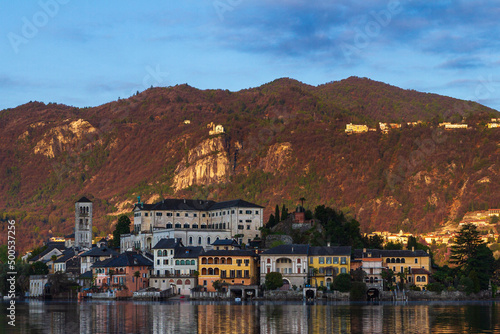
386;258;390;263
214;268;220;275
198;237;202;245
401;258;405;263
184;224;190;229
227;258;232;265
267;259;271;264
163;250;168;256
297;259;301;264
191;260;195;265
391;258;396;263
416;276;421;282
208;258;214;264
175;223;181;228
207;237;211;245
181;260;185;265
421;276;426;282
157;250;162;257
214;258;219;264
166;223;173;229
185;279;191;285
177;279;182;285
221;258;226;264
189;237;193;245
396;258;401;263
208;268;214;275
202;258;207;264
175;260;180;265
201;268;207;275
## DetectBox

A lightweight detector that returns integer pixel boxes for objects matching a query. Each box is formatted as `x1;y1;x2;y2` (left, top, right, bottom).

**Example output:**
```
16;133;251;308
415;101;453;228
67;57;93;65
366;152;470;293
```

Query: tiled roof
174;247;204;259
309;246;351;256
202;250;258;257
152;238;182;249
411;268;431;275
77;196;92;203
79;270;93;279
96;252;153;268
29;243;66;262
353;249;430;259
261;244;309;255
133;198;263;211
209;199;264;210
54;249;76;263
80;246;118;257
212;239;239;246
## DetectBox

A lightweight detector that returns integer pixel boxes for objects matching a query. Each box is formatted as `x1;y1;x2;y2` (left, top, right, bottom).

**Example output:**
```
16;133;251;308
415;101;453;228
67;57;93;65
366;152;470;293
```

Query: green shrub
350;282;367;301
333;273;352;292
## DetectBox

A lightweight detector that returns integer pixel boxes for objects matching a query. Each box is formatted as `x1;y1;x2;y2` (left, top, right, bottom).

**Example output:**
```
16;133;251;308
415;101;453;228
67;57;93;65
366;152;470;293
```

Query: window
167;213;172;217
175;223;181;228
245;220;252;223
415;258;418;264
230;270;235;278
157;250;162;257
340;268;346;274
203;280;207;286
198;237;202;245
401;258;405;263
189;237;193;245
238;225;244;230
231;210;235;214
297;259;301;264
202;214;206;217
326;257;332;264
239;210;242;214
156;212;163;216
157;260;160;265
183;224;190;228
244;270;249;278
255;210;259;214
236;270;242;278
194;213;197;217
145;213;148;217
245;210;252;214
341;257;347;265
247;225;251;230
192;224;198;229
244;259;249;266
333;257;339;264
310;258;313;264
191;260;195;265
236;259;242;266
422;276;426;282
221;270;227;278
267;259;271;264
176;213;180;217
207;237;211;244
319;257;325;264
176;260;180;265
166;223;172;229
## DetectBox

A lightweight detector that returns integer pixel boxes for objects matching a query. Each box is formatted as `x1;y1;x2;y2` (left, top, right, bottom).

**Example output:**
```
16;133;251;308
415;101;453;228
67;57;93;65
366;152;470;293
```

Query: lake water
2;300;500;333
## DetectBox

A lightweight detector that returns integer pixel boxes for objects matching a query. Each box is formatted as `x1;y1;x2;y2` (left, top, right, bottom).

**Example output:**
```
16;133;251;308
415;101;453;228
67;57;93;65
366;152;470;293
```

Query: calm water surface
2;300;500;333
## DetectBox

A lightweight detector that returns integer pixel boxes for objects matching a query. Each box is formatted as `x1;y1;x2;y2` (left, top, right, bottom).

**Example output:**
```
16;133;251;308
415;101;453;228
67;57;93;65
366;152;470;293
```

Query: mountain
1;77;499;253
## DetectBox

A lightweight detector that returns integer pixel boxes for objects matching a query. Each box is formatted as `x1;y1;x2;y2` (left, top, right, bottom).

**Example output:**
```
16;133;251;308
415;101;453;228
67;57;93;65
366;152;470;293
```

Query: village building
198;249;259;292
259;244;309;289
121;198;263;252
308;246;351;289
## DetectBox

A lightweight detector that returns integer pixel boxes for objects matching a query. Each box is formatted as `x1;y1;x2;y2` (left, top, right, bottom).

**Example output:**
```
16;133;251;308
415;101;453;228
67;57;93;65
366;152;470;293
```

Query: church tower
75;196;93;249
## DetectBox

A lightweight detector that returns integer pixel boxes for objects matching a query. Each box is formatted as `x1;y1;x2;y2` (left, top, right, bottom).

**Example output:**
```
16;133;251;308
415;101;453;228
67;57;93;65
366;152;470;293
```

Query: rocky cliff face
260;142;294;174
172;136;231;191
33;119;99;158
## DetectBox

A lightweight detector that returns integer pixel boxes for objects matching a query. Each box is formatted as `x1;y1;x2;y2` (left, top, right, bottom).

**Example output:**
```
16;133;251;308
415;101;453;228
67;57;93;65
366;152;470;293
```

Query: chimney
363;248;366;253
327;242;331;247
412;246;415;252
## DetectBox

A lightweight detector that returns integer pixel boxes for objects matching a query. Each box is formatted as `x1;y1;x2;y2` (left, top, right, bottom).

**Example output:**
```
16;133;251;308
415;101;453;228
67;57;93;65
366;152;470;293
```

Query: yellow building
308;246;351;288
198;250;259;292
380;248;431;288
345;123;368;134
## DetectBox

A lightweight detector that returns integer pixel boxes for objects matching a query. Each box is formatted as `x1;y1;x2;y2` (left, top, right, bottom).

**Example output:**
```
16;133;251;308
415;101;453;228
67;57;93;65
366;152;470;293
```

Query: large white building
121;198;264;252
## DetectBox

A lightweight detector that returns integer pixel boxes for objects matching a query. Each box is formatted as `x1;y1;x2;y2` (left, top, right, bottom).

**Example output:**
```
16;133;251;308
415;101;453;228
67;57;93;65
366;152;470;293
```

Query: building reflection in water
14;300;500;333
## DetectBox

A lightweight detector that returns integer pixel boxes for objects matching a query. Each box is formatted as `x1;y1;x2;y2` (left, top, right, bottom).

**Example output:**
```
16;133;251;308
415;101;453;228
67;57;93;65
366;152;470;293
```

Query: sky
1;0;500;111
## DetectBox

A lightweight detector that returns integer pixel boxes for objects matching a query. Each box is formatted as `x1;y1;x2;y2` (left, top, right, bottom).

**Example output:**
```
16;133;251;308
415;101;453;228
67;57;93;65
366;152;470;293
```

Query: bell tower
75;196;93;249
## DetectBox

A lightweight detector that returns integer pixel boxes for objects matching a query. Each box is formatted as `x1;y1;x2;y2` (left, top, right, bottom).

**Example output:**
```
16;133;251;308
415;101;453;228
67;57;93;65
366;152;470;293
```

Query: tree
134;271;141;291
384;242;403;250
362;235;384;249
267;214;276;228
108;269;115;288
30;261;49;275
281;205;288;221
299;197;306;207
381;268;395;290
265;272;283;290
449;223;484;273
333;273;351;292
113;215;131;248
275;205;280;223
